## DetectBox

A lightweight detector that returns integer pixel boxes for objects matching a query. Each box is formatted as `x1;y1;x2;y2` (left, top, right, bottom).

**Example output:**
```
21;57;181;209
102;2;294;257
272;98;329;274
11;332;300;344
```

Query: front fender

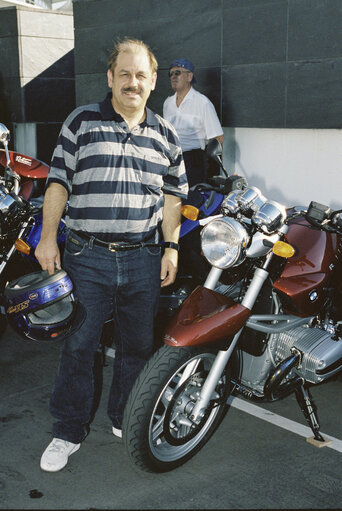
163;286;251;347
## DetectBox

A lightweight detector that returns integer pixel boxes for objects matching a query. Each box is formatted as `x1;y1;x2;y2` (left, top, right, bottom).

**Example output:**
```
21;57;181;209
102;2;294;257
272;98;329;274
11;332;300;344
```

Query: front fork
190;253;275;423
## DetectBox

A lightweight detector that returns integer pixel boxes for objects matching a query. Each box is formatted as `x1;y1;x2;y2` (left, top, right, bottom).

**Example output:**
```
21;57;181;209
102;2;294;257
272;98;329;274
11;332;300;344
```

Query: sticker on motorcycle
15;155;32;166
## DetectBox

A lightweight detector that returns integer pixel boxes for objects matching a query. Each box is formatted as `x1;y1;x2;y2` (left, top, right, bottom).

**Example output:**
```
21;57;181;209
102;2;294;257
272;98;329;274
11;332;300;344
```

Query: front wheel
123;344;231;472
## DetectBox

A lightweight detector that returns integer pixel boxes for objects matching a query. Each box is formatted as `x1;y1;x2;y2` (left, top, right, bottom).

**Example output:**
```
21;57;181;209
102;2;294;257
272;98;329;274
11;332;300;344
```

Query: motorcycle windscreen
163;286;250;347
0;149;49;179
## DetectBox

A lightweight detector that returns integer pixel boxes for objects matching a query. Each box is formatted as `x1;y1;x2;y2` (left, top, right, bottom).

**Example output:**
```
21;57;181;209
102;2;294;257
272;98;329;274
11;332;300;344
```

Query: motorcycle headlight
201;217;249;269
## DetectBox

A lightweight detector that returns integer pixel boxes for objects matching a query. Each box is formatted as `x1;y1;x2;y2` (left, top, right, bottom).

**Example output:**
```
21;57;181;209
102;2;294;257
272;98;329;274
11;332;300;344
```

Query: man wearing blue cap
163;58;224;188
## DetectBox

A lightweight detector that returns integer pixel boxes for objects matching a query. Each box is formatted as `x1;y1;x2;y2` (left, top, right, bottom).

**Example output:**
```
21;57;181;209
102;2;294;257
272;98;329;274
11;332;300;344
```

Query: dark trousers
183;149;208;188
49;231;161;443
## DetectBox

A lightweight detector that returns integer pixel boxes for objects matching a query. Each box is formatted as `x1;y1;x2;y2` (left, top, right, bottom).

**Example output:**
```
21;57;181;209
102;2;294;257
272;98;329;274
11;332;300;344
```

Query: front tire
123;344;231;472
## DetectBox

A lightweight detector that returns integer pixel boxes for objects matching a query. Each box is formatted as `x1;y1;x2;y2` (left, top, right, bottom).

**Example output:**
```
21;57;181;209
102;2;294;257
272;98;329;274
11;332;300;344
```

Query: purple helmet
4;269;85;341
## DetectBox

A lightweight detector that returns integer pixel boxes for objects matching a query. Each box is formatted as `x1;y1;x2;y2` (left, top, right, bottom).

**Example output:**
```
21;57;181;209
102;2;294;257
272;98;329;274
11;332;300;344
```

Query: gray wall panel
222;1;288;65
288;0;342;60
0;36;20;78
75;10;222;75
75;72;108;106
0;5;74;160
222;63;286;127
24;76;75;122
286;58;342;128
0;7;18;37
73;0;342;129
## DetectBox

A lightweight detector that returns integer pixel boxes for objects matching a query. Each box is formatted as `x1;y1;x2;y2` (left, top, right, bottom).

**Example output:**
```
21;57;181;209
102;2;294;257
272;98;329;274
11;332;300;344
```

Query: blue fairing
24;212;67;260
180;190;224;238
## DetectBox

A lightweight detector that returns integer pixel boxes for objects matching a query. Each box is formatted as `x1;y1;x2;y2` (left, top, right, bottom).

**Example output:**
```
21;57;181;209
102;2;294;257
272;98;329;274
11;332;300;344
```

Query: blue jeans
50;231;161;444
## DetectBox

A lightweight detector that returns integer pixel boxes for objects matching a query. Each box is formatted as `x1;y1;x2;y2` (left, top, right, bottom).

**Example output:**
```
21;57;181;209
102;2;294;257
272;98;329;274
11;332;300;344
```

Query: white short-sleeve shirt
163;87;223;152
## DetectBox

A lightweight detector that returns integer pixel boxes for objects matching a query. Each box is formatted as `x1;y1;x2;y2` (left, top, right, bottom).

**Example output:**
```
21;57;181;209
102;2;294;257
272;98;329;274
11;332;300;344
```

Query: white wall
222;128;342;211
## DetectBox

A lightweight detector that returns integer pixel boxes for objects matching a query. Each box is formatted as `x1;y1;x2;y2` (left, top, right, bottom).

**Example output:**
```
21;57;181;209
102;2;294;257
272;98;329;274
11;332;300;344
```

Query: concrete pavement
1;325;342;510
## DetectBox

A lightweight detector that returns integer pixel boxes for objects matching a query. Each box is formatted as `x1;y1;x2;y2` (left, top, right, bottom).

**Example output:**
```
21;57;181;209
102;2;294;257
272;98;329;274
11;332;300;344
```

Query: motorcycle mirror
0;123;11;168
205;138;229;178
0;123;10;145
206;138;222;165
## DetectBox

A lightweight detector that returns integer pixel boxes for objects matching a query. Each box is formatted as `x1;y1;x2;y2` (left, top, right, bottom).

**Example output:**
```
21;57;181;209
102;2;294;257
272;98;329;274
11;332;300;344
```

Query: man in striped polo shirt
36;38;188;472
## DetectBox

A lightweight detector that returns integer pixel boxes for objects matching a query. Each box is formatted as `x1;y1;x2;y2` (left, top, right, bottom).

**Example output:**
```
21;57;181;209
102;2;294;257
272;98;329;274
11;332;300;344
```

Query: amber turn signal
14;238;31;255
272;241;295;258
181;205;200;221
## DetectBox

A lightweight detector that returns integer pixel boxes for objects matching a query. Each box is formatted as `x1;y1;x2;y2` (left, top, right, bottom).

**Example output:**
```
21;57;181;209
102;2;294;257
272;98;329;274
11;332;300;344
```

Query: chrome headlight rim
200;217;250;269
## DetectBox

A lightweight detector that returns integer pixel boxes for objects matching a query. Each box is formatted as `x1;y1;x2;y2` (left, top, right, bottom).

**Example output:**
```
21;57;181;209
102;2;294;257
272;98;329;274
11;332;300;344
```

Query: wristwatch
163;241;180;251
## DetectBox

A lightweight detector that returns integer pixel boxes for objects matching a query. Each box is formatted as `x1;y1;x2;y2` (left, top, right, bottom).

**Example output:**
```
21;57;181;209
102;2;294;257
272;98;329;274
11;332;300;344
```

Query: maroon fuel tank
273;215;340;316
163;286;251;348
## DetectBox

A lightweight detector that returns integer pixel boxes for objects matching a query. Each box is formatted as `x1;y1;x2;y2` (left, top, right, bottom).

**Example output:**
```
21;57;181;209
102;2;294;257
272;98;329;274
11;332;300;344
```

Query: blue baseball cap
169;58;196;83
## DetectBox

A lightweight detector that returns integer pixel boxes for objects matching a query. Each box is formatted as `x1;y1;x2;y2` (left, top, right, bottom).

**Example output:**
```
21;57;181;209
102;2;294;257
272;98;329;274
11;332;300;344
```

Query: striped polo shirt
47;93;188;243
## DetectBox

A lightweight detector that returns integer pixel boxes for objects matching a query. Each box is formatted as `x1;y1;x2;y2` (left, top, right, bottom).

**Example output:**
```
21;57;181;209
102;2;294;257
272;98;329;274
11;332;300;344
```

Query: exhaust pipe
264;352;302;400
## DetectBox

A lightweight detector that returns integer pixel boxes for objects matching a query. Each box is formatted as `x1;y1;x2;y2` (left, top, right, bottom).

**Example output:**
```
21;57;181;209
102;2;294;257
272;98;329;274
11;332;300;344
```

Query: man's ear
151;72;157;91
107;69;113;88
187;72;193;83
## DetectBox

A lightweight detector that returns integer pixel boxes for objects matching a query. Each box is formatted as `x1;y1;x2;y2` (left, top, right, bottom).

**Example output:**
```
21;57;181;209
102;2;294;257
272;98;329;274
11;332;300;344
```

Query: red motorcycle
122;181;342;472
0;131;48;201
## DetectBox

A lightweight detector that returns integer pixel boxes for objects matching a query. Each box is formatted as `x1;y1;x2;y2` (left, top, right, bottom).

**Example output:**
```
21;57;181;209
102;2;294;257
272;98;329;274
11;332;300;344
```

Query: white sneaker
112;426;122;439
40;438;81;472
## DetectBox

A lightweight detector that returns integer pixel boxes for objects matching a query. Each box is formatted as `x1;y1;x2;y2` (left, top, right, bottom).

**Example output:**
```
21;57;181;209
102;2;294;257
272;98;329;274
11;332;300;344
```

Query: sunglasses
169;69;190;77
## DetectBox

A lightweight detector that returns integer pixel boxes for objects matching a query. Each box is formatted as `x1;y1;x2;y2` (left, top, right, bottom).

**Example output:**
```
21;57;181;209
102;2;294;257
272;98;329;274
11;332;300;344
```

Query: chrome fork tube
190;256;273;423
203;267;223;290
190;328;243;423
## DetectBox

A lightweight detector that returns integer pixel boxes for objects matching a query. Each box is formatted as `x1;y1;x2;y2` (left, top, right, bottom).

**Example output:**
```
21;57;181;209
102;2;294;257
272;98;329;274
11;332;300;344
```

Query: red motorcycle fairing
273;215;339;316
163;286;251;348
0;149;49;179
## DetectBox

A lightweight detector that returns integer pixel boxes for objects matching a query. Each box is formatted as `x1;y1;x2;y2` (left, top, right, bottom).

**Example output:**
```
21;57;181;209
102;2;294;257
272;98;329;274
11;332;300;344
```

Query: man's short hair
107;37;158;75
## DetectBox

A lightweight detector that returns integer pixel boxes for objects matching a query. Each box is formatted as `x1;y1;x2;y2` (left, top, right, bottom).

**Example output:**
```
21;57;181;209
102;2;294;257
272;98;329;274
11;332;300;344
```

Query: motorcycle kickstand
295;381;325;443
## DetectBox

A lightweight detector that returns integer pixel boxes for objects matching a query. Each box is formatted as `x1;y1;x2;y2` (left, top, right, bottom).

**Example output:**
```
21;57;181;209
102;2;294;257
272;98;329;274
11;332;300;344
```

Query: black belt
183;148;203;154
71;231;159;252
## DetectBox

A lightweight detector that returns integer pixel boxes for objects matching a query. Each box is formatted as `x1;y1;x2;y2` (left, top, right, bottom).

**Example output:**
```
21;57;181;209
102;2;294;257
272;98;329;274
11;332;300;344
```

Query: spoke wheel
123;345;231;472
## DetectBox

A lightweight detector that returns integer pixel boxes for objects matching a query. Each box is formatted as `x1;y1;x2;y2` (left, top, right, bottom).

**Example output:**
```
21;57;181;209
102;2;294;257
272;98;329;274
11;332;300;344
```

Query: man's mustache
122;87;141;93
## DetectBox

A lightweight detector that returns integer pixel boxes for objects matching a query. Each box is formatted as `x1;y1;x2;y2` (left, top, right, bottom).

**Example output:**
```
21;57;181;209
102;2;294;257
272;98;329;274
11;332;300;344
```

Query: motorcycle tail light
181;204;199;221
15;238;31;255
272;241;295;258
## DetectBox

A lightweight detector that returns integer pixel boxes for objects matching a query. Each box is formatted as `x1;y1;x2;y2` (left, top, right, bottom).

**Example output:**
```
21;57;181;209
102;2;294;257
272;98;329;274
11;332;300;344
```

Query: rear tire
123;344;231;472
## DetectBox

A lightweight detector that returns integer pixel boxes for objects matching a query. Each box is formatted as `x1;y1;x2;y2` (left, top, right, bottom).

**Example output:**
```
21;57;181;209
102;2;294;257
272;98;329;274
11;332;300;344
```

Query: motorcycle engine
270;325;342;384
